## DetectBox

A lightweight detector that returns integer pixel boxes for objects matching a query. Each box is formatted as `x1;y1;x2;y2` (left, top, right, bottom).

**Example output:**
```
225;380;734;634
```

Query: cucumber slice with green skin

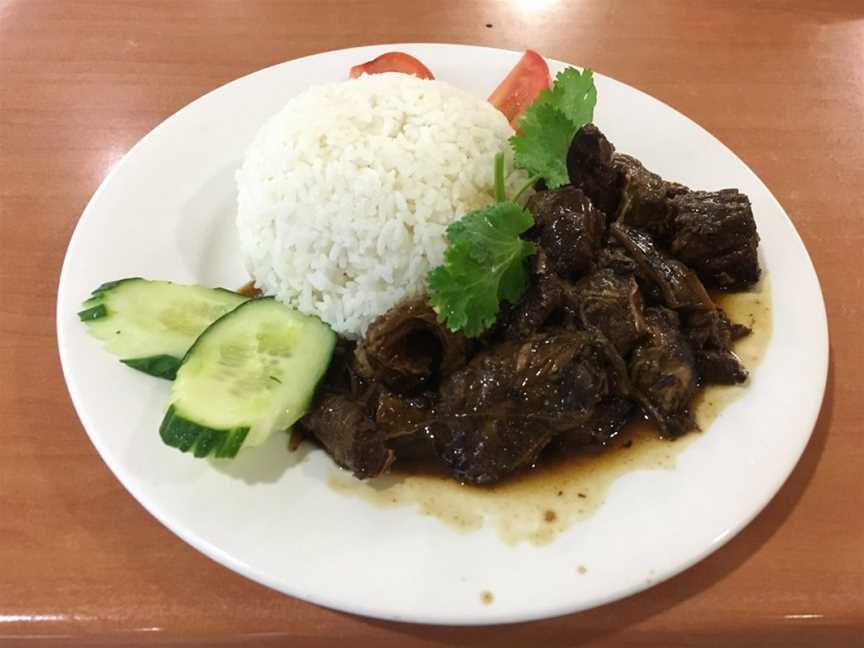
159;298;336;459
79;278;249;380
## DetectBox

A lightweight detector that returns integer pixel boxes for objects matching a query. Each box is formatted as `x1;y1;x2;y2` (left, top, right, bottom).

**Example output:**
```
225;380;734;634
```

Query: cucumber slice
159;298;336;458
79;278;248;379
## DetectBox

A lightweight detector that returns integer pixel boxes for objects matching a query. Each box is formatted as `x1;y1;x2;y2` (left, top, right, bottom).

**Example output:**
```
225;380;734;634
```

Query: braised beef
583;397;634;443
299;126;761;485
572;123;761;289
685;308;733;351
316;337;361;395
568;124;686;239
731;321;752;340
525;186;605;278
566;123;622;216
669;189;760;289
441;331;611;419
300;394;394;479
375;391;434;435
695;349;748;385
568;269;646;355
597;245;640;276
614;154;689;241
684;309;749;383
497;272;564;339
354;296;470;394
610;222;715;312
375;391;437;461
629;308;697;437
552;396;634;450
436;331;616;483
431;418;555;484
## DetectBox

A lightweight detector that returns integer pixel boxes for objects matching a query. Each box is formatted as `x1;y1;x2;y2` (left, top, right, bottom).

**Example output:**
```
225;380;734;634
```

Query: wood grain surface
1;1;862;645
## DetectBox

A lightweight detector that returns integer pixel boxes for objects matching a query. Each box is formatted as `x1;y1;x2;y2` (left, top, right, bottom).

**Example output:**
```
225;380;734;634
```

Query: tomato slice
487;50;551;129
349;52;435;80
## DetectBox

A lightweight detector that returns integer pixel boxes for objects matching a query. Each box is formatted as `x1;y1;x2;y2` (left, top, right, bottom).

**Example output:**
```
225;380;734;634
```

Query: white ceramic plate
57;44;828;625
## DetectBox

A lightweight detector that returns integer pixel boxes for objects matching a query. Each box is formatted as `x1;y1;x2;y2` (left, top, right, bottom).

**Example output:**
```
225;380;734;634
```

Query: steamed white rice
236;72;523;338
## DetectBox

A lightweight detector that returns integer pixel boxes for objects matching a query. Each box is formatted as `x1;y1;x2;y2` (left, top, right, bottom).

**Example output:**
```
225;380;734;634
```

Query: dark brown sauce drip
329;278;772;545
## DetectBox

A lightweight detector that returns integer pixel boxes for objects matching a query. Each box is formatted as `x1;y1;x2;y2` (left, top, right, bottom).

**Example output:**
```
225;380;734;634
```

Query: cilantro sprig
428;202;536;337
427;65;597;336
511;67;597;190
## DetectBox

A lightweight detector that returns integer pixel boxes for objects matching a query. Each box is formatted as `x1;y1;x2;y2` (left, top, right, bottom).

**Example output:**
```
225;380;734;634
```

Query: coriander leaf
510;66;597;188
497;252;533;304
510;103;573;188
537;67;596;127
428;202;536;337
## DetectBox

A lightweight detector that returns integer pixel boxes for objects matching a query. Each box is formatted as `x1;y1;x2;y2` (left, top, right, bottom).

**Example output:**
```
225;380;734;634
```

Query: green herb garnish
511;67;597;190
511;103;575;190
428;199;536;337
428;65;597;336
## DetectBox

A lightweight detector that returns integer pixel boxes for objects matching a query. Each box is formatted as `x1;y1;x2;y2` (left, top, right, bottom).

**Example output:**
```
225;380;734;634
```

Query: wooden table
2;1;861;645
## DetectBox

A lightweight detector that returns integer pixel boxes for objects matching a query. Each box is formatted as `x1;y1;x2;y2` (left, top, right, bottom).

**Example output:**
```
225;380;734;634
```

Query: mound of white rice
236;72;522;338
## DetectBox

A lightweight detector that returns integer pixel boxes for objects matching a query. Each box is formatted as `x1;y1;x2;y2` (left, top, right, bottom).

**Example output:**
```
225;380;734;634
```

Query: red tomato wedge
487;50;552;129
349;52;435;80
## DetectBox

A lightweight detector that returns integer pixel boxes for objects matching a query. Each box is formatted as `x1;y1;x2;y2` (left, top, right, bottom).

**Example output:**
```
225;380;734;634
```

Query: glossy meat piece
441;331;611;419
569;269;647;355
730;321;752;340
614;154;688;240
695;349;748;385
566;123;622;216
300;394;394;479
437;331;614;483
685;309;729;350
610;222;714;312
597;245;640;276
685;309;749;384
353;296;470;394
526;186;605;278
554;396;634;450
302;146;762;482
498;271;564;339
431;417;555;485
374;391;437;461
375;391;434;434
686;308;749;350
586;397;635;443
670;189;761;289
315;337;360;395
629;308;697;436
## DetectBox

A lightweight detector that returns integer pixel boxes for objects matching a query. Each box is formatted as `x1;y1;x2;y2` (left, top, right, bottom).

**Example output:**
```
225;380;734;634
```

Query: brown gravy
329;278;772;545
